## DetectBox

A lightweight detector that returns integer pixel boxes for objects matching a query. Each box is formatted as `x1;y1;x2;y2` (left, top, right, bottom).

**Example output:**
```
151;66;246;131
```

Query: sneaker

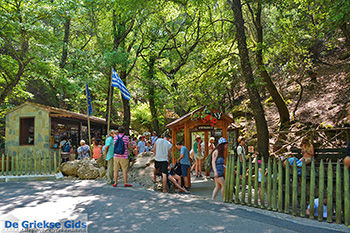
113;184;117;187
124;184;133;187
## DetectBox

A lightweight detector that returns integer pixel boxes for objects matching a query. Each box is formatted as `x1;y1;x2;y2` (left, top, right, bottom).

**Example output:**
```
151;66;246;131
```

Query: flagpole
107;67;113;133
86;83;92;157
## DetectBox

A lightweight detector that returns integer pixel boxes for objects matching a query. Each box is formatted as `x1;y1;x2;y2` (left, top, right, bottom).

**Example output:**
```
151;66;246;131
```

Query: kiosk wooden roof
166;106;238;163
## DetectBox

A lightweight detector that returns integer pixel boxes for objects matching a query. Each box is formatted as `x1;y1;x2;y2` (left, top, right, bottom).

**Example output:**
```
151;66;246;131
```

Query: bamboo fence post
327;161;333;223
6;155;9;176
38;152;42;175
34;153;37;175
248;157;252;206
16;154;19;176
292;159;298;216
344;161;349;226
1;154;4;176
25;155;28;175
11;155;14;176
300;159;306;217
260;157;265;208
254;158;259;207
278;159;283;213
285;159;290;214
45;153;48;174
58;149;61;166
318;160;324;222
54;150;57;173
309;160;315;219
229;155;235;202
273;158;278;211
235;157;240;204
267;157;272;210
224;155;231;202
241;157;247;205
335;160;341;224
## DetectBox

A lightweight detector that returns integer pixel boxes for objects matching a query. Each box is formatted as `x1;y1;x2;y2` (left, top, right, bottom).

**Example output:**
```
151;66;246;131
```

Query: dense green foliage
0;0;348;150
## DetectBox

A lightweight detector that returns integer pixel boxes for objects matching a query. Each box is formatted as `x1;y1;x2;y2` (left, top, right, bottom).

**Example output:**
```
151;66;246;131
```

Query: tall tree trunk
255;1;290;130
228;0;269;157
340;23;350;51
148;57;160;135
59;17;70;69
119;70;131;135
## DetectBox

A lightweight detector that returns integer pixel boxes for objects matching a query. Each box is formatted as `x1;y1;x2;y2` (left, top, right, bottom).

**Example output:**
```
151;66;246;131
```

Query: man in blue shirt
104;130;115;184
176;141;191;191
137;136;146;154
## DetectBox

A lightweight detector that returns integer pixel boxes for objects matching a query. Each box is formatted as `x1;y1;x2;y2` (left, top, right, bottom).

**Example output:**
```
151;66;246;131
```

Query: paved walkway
0;180;349;233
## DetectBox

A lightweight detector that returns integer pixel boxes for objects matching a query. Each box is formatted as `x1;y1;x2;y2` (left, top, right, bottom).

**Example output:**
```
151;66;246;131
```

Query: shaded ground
0;180;349;233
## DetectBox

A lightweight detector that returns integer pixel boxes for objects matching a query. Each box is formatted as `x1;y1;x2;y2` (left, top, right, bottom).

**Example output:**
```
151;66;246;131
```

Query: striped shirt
114;134;129;159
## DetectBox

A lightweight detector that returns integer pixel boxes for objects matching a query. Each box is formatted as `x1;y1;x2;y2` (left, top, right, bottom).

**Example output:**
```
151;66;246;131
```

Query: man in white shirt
152;133;172;193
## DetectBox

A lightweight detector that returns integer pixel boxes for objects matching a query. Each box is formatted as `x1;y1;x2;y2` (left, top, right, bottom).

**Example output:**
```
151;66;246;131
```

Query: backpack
114;135;125;155
62;141;71;152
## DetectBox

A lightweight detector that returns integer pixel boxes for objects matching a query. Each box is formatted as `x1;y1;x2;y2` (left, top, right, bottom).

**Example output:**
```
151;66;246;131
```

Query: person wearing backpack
60;137;71;163
104;130;115;184
113;126;132;188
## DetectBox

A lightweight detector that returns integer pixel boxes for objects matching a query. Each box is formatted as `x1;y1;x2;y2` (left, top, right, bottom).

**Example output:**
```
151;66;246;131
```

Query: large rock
133;152;154;169
60;160;80;176
99;167;106;178
77;164;100;179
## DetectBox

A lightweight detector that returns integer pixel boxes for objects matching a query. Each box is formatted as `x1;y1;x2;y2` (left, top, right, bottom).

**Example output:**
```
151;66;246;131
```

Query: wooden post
273;158;278;211
344;161;349;226
318;160;324;222
222;126;228;161
241;157;247;205
267;157;272;210
254;159;259;207
300;159;306;217
235;157;240;204
247;157;252;206
184;123;190;151
335;160;341;224
107;68;113;133
327;161;333;223
204;131;208;160
58;148;61;166
292;159;298;216
278;159;283;213
172;129;177;165
285;159;290;214
309;160;315;219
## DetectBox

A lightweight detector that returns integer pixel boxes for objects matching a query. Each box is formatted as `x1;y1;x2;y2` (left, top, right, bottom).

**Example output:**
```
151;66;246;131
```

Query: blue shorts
181;165;190;177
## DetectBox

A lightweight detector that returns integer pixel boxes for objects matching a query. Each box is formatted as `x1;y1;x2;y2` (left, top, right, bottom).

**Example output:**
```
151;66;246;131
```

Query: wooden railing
224;156;350;226
0;149;61;176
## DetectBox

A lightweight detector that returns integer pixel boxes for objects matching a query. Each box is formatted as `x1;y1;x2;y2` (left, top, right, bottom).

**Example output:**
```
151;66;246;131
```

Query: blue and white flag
112;68;131;101
85;82;93;116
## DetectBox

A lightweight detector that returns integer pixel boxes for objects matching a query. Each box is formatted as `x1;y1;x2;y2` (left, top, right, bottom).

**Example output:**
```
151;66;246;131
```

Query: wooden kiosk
166;106;239;165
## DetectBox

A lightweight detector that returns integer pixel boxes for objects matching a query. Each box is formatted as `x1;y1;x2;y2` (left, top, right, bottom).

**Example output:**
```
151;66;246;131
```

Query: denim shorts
181;164;190;177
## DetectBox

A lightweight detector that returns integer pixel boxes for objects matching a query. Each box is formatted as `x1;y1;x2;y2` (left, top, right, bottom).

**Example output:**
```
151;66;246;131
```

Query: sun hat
195;135;201;139
218;137;228;145
209;137;215;142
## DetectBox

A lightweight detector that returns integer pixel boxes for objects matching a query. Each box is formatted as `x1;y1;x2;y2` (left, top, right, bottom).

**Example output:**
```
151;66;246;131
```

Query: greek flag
85;82;93;116
112;68;131;101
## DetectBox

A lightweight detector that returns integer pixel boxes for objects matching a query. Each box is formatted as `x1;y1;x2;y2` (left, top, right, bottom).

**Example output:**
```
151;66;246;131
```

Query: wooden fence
0;149;61;176
224;156;349;226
